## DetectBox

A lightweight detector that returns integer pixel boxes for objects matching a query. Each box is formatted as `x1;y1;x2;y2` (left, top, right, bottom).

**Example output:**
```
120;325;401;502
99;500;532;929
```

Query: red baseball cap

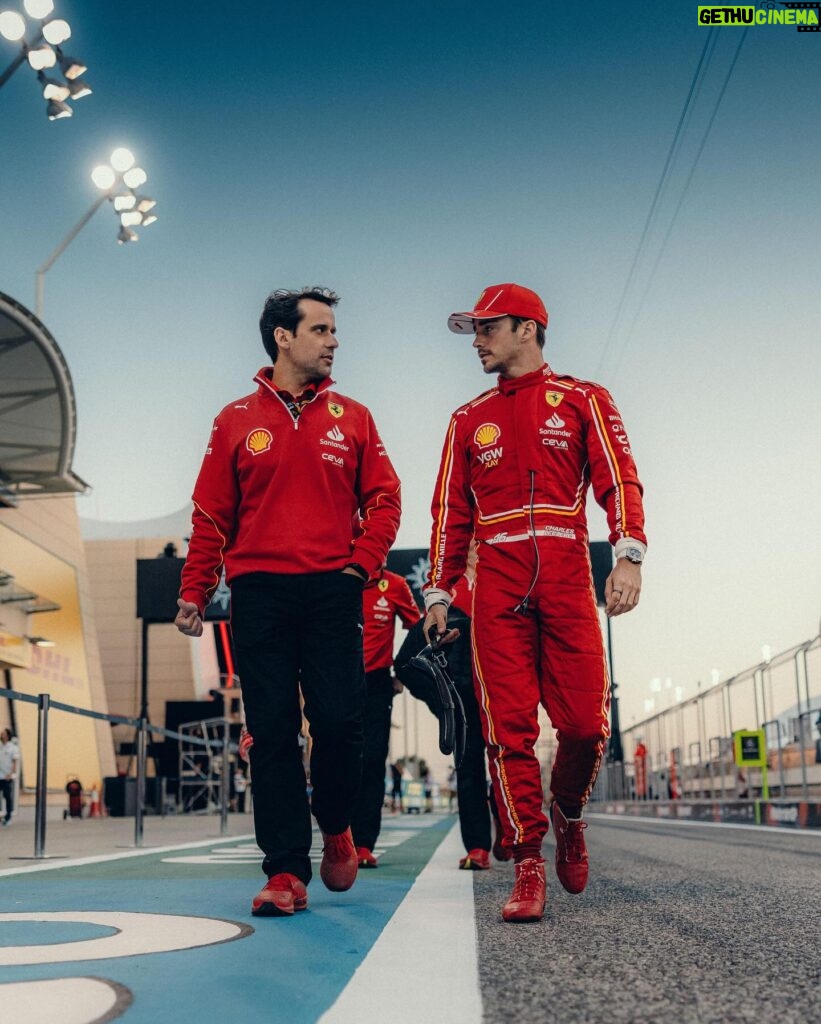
448;283;548;334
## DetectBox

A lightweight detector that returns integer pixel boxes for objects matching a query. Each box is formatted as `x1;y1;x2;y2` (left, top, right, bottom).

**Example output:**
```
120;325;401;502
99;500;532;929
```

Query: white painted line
588;812;821;835
0;911;244;966
0;834;256;878
0;977;129;1024
319;822;481;1024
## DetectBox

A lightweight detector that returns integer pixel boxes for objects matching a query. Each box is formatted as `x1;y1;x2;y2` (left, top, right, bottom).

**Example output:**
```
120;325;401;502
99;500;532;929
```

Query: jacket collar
254;367;335;400
496;362;553;396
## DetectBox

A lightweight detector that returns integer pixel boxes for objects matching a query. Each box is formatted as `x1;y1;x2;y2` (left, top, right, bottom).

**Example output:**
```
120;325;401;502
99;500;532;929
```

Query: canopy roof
0;291;88;504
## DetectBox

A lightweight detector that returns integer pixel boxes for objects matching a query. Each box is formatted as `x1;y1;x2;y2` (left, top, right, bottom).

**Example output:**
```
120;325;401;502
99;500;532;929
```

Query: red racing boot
459;848;491;870
251;873;308;917
549;802;589;894
356;846;378;868
501;857;546;923
320;827;358;891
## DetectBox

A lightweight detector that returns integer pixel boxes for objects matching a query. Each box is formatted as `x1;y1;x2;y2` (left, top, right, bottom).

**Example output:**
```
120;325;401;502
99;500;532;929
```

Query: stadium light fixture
0;2;89;116
34;147;159;316
45;96;70;119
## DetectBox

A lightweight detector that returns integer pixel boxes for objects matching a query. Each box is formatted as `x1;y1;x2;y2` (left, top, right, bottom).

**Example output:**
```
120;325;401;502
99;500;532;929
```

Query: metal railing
1;687;235;859
593;633;821;804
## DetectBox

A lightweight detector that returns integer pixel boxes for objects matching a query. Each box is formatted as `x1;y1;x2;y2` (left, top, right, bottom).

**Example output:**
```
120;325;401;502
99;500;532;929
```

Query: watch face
624;548;643;563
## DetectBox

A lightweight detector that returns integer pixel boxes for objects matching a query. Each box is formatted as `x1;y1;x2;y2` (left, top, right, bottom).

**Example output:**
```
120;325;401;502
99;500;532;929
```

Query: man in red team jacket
176;287;401;918
423;283;646;923
350;564;420;867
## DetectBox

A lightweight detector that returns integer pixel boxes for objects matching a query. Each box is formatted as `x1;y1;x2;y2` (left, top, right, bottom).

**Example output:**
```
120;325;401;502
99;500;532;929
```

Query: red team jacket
180;369;401;615
429;363;646;592
362;570;420;672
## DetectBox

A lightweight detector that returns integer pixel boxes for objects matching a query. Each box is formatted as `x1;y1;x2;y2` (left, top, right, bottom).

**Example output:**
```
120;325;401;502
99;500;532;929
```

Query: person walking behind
423;283;647;923
389;760;404;812
395;566;499;870
0;729;19;825
351;564;420;868
175;287;401;918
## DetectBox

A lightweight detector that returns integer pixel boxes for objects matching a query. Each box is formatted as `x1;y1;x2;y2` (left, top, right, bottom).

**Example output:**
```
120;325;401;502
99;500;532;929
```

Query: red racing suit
362;569;420;673
428;362;646;849
181;368;401;614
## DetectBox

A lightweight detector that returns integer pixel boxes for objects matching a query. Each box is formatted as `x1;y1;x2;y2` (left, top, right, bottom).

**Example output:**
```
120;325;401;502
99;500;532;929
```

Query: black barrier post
34;692;49;859
135;717;147;848
140;619;150;721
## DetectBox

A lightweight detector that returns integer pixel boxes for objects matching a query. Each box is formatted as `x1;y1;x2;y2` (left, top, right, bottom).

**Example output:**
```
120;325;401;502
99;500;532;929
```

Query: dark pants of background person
395;616;492;853
230;570;366;885
0;779;13;823
350;667;394;851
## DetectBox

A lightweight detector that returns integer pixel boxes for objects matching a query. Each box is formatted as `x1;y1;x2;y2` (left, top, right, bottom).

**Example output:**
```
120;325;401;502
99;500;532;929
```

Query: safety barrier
0;687;234;859
593;633;821;815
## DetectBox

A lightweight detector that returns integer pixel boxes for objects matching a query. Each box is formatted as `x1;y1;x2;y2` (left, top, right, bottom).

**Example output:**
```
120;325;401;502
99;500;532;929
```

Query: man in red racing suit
423;283;646;923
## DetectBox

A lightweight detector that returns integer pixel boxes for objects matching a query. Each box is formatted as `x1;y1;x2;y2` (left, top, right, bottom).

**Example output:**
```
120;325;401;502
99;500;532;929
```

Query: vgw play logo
698;3;820;30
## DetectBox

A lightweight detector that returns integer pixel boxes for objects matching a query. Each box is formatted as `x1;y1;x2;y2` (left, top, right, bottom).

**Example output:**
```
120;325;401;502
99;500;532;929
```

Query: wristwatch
620;546;644;565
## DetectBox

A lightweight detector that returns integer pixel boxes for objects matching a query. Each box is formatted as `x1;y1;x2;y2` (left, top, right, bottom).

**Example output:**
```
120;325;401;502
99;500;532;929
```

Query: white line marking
0;911;244;966
0;977;128;1024
0;834;256;878
588;812;821;835
318;822;480;1024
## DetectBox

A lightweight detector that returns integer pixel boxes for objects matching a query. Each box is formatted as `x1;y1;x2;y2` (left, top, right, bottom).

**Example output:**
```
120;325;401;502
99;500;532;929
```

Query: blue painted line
0;817;453;1024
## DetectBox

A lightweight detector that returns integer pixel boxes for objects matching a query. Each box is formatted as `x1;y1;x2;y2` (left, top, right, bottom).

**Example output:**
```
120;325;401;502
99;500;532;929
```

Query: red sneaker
356;846;378;868
502;857;546;923
251;873;308;917
238;727;254;763
459;848;491;870
549;802;589;894
320;827;358;891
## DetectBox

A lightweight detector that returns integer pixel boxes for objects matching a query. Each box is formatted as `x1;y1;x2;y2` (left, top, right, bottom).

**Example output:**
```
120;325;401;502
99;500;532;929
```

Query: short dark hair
259;287;340;362
509;315;545;349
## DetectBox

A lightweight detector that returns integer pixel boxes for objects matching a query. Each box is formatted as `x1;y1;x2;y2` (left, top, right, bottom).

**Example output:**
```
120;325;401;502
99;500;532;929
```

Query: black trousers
0;779;13;823
230;571;366;884
350;667;394;851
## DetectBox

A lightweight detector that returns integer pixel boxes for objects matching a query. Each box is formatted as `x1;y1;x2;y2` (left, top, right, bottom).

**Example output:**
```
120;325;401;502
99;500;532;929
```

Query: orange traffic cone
88;783;102;818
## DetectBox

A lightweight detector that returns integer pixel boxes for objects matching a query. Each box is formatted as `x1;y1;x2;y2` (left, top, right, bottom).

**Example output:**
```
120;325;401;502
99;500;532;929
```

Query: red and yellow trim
589;394;627;538
470;623;525;844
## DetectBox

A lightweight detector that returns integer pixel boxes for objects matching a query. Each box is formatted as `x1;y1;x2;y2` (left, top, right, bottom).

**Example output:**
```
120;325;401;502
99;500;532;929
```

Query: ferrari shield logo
378;579;389;593
545;391;564;408
328;401;344;418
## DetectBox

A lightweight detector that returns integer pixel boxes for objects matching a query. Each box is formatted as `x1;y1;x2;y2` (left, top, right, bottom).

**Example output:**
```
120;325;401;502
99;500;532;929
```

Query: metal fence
0;688;234;859
594;633;821;802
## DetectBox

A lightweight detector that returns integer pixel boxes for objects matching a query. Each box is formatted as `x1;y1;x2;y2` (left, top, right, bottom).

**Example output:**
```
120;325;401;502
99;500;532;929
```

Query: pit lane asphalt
0;808;818;1023
475;814;820;1024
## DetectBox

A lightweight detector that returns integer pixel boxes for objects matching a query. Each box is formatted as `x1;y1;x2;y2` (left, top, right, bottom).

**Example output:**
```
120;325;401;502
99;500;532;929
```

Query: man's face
471;316;522;375
283;299;338;382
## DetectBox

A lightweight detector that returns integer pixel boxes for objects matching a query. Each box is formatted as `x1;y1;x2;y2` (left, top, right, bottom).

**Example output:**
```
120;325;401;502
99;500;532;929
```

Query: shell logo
474;423;501;448
246;428;273;455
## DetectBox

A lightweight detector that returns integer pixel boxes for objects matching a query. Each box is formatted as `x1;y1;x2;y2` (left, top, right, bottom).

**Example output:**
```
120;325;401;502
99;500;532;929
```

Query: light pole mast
35;194;108;318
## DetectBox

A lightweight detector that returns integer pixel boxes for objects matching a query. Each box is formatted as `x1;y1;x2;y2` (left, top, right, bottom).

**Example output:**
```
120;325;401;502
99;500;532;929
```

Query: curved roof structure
0;290;88;504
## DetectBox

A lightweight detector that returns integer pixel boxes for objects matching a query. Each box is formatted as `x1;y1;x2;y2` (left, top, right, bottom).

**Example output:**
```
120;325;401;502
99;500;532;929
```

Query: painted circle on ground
0;977;132;1024
0;912;252;966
